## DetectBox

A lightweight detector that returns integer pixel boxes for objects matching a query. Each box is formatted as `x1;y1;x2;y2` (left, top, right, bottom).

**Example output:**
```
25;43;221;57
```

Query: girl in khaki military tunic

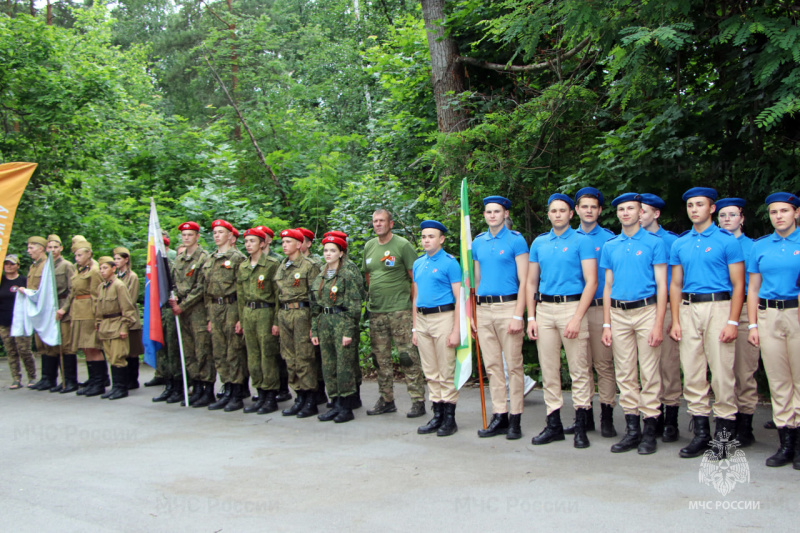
58;240;107;397
113;246;143;389
95;257;138;400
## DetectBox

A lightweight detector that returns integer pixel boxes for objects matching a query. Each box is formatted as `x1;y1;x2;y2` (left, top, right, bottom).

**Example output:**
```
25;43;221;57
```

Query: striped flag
11;251;60;346
0;162;37;267
142;199;170;368
454;178;474;390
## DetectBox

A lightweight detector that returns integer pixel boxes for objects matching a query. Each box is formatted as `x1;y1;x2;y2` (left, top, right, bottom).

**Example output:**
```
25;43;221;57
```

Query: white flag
11;252;61;346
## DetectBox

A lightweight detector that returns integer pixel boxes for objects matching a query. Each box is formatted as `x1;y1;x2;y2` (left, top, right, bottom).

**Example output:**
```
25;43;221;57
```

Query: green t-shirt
363;234;418;313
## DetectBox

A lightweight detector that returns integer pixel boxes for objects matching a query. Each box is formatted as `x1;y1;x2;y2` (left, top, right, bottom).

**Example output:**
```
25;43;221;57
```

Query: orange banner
0;162;37;267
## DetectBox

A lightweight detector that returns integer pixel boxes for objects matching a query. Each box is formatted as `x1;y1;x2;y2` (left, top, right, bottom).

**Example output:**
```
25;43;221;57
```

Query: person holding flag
26;236;58;391
412;221;462;437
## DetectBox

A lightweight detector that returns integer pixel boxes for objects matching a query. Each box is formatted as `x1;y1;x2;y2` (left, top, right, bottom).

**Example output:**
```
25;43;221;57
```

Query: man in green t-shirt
363;209;426;418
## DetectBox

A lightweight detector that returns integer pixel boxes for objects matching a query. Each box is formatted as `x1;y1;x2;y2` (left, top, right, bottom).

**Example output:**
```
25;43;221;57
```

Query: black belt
681;292;730;304
102;312;122;319
417;303;455;315
245;301;274;309
322;306;347;315
537;293;582;304
281;301;310;310
212;295;237;305
611;296;657;310
476;294;517;305
759;298;799;310
588;298;603;307
58;291;69;300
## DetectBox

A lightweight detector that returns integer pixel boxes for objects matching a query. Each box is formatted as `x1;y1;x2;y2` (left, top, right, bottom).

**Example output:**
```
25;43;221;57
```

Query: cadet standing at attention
526;194;596;448
298;227;329;408
112;247;143;390
411;221;462;437
574;187;618;438
669;187;745;458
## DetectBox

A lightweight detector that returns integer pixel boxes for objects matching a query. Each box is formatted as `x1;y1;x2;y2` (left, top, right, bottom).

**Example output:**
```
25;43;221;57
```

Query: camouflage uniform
274;254;321;391
157;303;181;378
370;309;425;402
237;252;281;390
311;265;362;398
203;248;247;385
172;247;214;382
341;256;366;385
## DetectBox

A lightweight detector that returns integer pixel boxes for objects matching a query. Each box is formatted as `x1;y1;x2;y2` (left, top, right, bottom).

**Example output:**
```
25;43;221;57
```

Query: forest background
2;0;799;387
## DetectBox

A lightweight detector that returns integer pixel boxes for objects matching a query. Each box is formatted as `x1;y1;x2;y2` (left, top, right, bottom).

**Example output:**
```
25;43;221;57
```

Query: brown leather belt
76;294;92;300
103;312;122;319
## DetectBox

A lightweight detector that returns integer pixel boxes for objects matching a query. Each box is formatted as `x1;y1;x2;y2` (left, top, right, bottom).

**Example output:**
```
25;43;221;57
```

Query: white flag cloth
11;252;61;346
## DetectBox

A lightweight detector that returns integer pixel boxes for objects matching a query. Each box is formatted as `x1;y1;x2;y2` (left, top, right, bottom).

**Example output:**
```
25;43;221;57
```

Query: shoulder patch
679;230;691;237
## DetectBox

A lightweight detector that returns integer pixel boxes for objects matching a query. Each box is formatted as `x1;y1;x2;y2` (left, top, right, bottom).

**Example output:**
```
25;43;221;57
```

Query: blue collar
690;223;718;237
548;227;575;241
483;226;509;241
577;224;600;236
424;248;446;261
621;227;646;240
771;227;800;242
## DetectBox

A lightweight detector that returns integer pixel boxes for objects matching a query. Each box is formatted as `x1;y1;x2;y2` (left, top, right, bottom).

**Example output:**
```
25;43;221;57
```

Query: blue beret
682;187;718;202
548;193;575;210
611;193;642;207
574;187;605;206
483;196;511;210
765;192;800;208
639;193;665;210
715;198;746;210
420;220;447;234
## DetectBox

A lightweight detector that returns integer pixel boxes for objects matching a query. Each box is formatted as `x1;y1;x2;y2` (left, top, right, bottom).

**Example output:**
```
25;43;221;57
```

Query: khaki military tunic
95;278;138;366
117;269;143;357
65;264;103;351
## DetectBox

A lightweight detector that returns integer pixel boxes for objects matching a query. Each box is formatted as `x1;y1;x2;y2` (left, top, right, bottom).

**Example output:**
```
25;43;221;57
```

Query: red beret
323;230;348;240
280;229;305;243
243;228;267;241
231;227;239;238
178;221;200;232
254;225;274;238
211;219;234;233
297;227;315;241
163;236;171;246
322;235;347;251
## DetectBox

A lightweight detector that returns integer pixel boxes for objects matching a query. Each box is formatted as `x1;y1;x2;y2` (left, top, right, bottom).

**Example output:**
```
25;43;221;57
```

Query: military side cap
72;235;86;243
548;193;575;210
211;219;234;232
297;228;315;241
420;220;448;234
97;256;115;266
639;193;665;209
483;196;511;209
611;193;642;207
47;234;62;245
113;246;130;256
27;236;47;247
323;230;348;240
254;226;275;238
280;229;304;242
4;254;19;264
682;187;717;202
179;221;200;232
765;192;800;208
715;198;746;210
575;187;605;206
322;235;347;251
244;228;267;241
72;239;92;252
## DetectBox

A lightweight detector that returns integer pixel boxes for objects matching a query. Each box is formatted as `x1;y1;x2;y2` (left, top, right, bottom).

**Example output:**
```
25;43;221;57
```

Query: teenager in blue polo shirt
600;193;668;455
412;220;462;437
472;196;529;440
639;193;682;442
574;187;618;438
526;193;597;448
746;192;800;468
716;197;759;447
669;187;745;458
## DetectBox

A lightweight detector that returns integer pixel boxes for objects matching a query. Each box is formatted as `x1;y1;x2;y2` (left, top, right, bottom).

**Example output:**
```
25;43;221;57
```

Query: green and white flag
11;251;61;346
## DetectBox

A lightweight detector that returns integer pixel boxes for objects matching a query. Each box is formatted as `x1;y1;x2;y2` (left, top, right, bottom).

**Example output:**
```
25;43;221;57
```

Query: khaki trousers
759;307;800;428
679;300;736;420
101;338;129;367
734;307;760;415
535;300;591;415
610;304;662;418
476;301;524;414
416;310;458;404
659;312;682;406
586;305;617;406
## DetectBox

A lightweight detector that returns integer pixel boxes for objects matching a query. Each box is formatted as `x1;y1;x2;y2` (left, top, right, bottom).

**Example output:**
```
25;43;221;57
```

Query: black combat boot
532;409;565;445
714;417;737;457
100;360;111;387
353;384;362;409
478;412;510;438
407;401;426;418
418;402;444;434
766;427;796;467
638;417;659;455
282;390;305;416
600;403;617;438
126;356;140;389
208;383;232;410
437;403;458;437
506;413;522;440
315;382;329;406
107;366;130;400
662;405;680;442
564;403;595;434
736;412;756;448
276;360;291;402
76;361;95;396
32;356;57;391
367;398;397;416
258;390;279;415
297;390;319;418
611;414;642;453
166;379;185;404
573;408;591;449
144;375;166;387
152;379;175;402
224;384;244;412
655;404;665;435
679;416;711;458
245;389;268;414
333;394;355;423
183;380;202;406
318;397;342;422
82;361;108;397
793;431;800;470
59;354;79;394
48;356;63;392
191;382;215;408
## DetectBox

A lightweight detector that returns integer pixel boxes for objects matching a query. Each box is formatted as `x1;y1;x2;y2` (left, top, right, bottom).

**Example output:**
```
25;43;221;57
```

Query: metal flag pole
171;291;190;407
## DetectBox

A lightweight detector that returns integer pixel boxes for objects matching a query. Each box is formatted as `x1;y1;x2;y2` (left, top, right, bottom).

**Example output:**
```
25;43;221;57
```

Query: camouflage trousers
369;309;425;402
156;306;182;379
318;314;358;398
208;301;247;385
178;306;216;383
241;306;280;391
277;307;318;391
0;325;35;382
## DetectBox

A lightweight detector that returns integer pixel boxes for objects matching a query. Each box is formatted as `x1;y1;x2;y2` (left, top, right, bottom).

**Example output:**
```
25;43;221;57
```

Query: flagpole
471;287;487;429
172;291;190;407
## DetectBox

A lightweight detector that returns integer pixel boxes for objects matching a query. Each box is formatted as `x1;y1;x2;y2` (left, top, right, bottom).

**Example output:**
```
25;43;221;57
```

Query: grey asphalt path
0;364;796;532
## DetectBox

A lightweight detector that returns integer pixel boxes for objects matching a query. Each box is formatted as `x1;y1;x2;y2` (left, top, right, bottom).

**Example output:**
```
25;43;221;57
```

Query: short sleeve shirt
413;248;461;308
600;227;668;301
529;227;596;296
737;234;755;294
669;224;744;294
363;234;418;313
0;275;26;327
472;226;529;297
654;226;679;287
747;228;800;300
577;225;615;299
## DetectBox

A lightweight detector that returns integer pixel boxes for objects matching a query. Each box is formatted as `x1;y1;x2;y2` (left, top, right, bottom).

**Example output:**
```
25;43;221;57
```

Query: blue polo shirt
747;228;800;300
413;248;461;308
472;226;529;297
529;227;596;296
737;234;755;294
669;223;745;294
654;226;679;287
577;224;615;299
600;227;668;301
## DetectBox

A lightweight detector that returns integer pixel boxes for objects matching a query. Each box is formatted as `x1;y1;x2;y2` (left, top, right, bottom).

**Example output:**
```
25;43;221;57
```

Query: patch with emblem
636;251;642;256
562;247;569;252
705;247;712;252
224;260;232;268
293;272;301;287
385;257;396;267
